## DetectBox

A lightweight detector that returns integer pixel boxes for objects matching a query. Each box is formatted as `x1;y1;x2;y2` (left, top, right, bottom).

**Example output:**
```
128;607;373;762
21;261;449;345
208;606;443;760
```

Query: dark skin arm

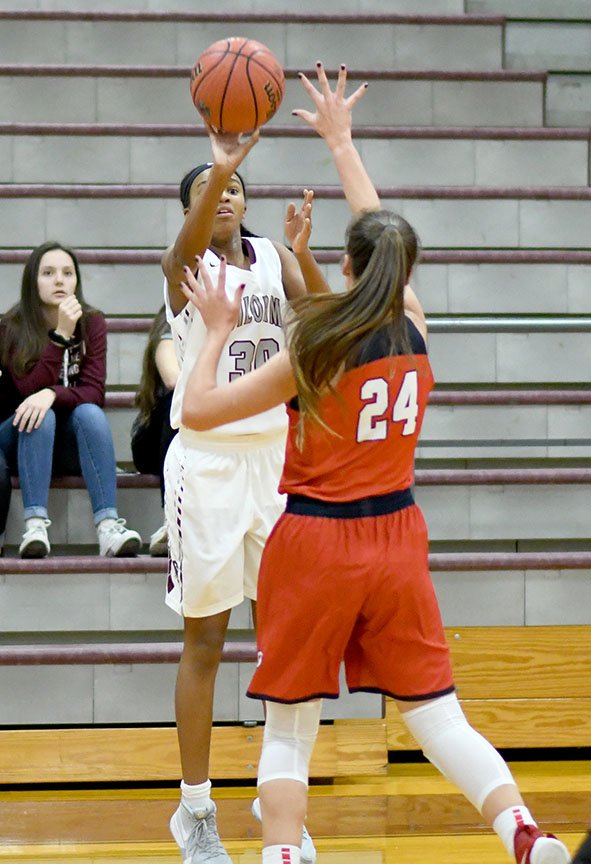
273;241;309;301
161;130;260;315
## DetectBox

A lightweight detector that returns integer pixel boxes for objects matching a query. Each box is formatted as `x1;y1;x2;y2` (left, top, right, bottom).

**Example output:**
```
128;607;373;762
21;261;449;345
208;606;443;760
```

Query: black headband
179;162;246;208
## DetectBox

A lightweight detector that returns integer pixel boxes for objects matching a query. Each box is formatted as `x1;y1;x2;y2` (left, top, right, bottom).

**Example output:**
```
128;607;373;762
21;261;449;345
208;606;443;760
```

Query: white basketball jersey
166;237;288;438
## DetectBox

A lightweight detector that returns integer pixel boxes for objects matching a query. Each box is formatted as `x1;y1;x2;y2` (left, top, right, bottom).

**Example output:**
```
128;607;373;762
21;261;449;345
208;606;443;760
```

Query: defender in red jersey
178;64;570;864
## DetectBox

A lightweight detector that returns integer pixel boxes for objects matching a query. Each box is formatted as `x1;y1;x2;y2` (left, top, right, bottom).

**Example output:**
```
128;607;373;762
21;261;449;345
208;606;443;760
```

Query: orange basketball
190;37;285;134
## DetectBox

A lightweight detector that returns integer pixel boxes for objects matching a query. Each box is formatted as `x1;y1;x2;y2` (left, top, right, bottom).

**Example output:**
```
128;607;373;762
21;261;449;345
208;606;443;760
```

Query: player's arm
180;257;297;431
155;338;180;390
404;284;428;340
294;63;380;216
162;129;260;315
297;64;426;327
162;162;234;316
273;243;307;301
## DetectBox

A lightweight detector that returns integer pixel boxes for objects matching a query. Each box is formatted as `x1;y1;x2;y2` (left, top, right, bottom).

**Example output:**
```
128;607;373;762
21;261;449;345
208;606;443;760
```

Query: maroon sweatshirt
6;312;107;411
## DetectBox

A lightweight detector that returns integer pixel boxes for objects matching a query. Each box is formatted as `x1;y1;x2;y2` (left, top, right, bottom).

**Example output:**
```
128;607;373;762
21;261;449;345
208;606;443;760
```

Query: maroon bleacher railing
0;65;543;83
3;250;591;265
0;122;591;141
0;11;506;25
0;124;588;140
6;184;590;200
9;467;591;492
2;551;591;576
0;641;255;666
105;389;591;408
1;550;590;666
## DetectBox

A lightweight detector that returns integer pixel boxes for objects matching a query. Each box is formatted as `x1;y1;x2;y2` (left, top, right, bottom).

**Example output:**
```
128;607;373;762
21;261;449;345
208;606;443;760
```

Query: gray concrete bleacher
467;0;590;19
4;184;591;249
1;4;591;727
2;126;589;186
0;15;506;69
0;68;546;127
5;468;591;549
1;547;590;725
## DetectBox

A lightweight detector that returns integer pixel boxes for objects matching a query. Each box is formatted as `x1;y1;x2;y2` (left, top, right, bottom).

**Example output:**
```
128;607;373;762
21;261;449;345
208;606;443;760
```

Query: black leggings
0;448;11;539
131;392;177;507
573;832;591;864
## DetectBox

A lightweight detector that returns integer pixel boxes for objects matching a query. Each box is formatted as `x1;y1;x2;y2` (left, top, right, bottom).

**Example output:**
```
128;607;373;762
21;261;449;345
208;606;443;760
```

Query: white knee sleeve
257;700;322;788
402;693;515;812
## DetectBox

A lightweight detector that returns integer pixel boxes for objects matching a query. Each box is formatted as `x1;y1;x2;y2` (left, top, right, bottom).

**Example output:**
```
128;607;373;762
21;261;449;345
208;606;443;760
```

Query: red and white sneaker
514;824;570;864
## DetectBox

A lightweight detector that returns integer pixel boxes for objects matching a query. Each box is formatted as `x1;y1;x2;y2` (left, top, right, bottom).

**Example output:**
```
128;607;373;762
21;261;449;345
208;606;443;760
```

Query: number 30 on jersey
356;370;419;442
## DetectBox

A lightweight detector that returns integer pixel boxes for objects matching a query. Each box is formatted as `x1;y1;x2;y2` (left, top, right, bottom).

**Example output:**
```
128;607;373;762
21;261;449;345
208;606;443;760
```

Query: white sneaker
251;797;317;864
19;518;51;558
97;518;142;557
170;799;233;864
514;824;570;864
149;523;168;557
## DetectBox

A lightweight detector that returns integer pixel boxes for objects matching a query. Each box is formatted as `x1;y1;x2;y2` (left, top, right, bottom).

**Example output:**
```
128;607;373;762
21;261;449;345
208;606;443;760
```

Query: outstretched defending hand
284;189;314;255
293;62;368;151
179;256;244;338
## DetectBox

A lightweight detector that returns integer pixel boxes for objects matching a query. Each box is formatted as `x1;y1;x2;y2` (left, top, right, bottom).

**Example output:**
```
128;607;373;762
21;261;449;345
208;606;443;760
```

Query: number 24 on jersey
356;370;419;442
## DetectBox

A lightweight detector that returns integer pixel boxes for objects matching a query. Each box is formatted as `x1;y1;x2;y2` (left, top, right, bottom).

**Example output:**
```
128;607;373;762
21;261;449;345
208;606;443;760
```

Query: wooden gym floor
1;760;588;863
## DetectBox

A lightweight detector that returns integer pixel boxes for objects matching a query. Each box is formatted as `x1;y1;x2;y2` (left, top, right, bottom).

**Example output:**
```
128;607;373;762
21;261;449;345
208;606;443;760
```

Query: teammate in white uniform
165;238;289;618
161;129;326;864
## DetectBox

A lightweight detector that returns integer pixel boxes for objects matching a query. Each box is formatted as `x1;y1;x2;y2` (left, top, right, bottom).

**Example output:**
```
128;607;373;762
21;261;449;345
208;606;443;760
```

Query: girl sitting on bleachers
131;305;179;557
0;241;142;559
0;368;12;556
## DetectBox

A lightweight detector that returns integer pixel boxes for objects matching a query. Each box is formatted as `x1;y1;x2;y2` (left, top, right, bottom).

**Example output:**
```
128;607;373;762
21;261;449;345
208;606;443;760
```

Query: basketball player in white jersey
161;128;325;864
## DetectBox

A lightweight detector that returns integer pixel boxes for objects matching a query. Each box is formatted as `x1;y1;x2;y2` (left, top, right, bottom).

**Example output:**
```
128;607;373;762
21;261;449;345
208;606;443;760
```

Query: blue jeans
0;403;118;524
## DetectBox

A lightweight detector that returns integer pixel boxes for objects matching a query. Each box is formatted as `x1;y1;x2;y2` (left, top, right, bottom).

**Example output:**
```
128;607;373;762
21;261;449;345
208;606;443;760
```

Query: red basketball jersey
279;319;433;501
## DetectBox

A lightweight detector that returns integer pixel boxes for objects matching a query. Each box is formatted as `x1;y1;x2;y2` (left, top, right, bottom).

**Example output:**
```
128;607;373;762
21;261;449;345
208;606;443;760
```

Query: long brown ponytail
287;210;420;434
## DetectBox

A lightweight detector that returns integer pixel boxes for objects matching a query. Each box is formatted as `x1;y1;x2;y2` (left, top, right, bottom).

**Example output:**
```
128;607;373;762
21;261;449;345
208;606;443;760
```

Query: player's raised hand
285;189;314;254
293;62;368;150
208;126;260;174
180;256;244;337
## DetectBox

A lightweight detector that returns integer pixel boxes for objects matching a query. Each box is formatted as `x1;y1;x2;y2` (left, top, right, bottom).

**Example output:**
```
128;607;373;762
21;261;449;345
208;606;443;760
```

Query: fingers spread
315;61;331;97
336;64;347;100
291;109;316;126
216;255;227;294
296;72;321;105
346;82;369;108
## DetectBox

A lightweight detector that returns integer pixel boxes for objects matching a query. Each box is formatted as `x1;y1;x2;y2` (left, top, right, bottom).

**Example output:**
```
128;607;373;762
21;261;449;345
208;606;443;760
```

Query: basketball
190;37;285;134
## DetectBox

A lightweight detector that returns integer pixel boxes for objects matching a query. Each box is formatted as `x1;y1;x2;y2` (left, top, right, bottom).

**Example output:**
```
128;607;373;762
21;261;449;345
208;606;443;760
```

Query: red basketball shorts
247;496;454;704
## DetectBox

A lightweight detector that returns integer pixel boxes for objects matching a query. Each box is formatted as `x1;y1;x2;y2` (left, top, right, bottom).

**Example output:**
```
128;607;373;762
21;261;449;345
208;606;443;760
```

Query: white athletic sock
262;844;301;864
180;778;212;813
493;805;537;857
25;517;47;529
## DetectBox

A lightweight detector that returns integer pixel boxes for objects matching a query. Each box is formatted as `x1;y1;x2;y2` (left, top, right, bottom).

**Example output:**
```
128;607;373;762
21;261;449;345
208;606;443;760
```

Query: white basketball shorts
163;426;286;618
